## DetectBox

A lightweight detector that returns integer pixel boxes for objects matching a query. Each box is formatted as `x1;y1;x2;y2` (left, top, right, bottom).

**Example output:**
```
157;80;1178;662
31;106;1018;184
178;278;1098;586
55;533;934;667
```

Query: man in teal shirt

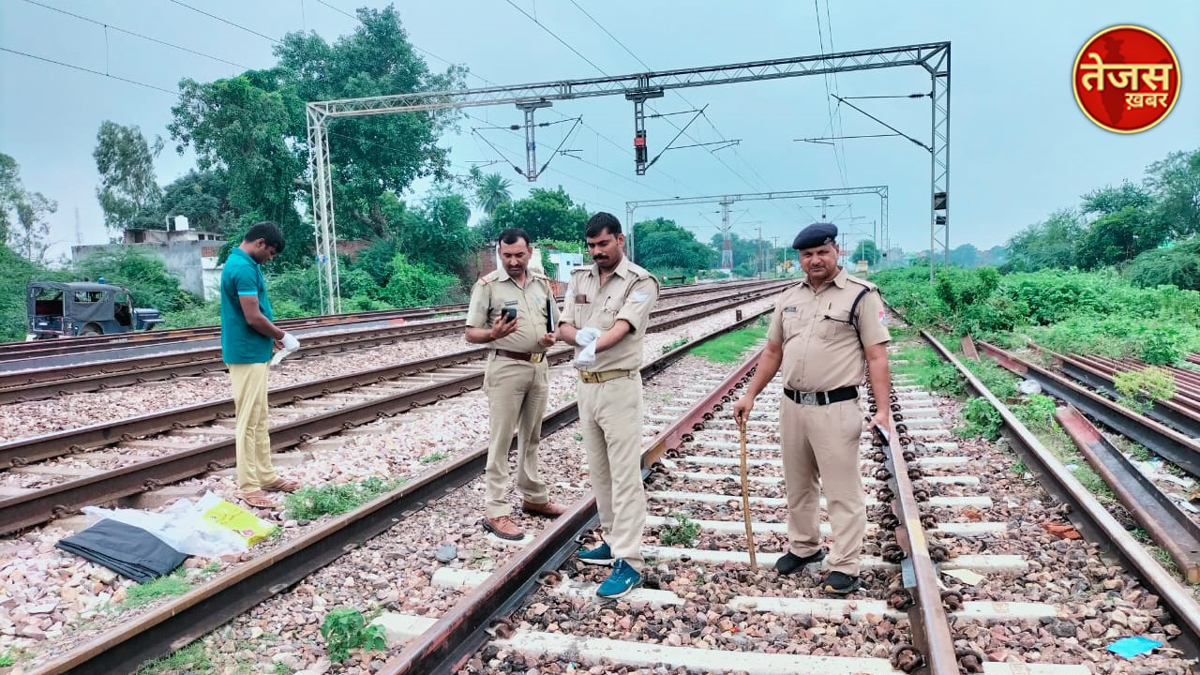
221;222;301;508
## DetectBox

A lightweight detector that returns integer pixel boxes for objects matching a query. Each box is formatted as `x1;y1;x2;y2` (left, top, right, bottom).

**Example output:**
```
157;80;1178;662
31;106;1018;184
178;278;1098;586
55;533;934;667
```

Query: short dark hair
243;222;285;253
497;228;531;246
585;212;622;238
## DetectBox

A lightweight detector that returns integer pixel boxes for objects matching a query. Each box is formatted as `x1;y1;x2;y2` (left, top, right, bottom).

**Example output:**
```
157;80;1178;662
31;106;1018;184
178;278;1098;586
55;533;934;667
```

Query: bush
75;247;201;313
320;608;386;662
956;397;1003;440
1125;237;1200;291
1012;394;1057;431
381;253;465;307
162;299;221;328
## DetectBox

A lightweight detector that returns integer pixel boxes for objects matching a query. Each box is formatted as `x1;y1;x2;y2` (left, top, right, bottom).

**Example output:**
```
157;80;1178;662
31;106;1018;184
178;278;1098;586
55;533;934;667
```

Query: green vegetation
0;649;17;667
689;325;768;363
889;346;965;397
1011;394;1057;432
284;476;406;521
1113;367;1176;414
660;512;702;547
320;608;387;662
419;451;449;464
135;641;212;675
110;568;192;612
661;337;689;354
956;397;1003;440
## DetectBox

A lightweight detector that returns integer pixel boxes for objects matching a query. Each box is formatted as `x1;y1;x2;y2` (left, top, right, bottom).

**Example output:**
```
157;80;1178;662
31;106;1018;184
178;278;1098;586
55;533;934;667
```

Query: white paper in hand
270;347;296;367
576;326;602;347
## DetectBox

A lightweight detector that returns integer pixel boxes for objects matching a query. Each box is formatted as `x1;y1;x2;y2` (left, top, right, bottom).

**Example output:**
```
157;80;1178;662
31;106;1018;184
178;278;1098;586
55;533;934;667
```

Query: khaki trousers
779;397;866;574
579;372;645;571
483;355;551;518
228;362;277;493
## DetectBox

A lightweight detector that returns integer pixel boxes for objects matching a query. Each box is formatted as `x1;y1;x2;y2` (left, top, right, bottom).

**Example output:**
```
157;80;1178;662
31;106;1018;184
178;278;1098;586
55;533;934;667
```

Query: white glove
281;333;300;350
576;326;602;347
573;342;597;370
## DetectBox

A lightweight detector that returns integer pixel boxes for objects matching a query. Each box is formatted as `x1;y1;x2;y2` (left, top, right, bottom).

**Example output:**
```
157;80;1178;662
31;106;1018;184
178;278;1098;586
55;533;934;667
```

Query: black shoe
774;549;826;575
821;571;862;595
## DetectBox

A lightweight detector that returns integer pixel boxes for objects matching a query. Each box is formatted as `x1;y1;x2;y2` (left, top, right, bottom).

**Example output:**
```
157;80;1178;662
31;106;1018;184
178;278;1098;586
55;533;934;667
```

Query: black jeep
26;282;163;339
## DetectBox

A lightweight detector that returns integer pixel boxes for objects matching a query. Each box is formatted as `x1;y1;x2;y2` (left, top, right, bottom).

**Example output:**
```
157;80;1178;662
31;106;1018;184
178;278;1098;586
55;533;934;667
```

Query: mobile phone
500;307;517;322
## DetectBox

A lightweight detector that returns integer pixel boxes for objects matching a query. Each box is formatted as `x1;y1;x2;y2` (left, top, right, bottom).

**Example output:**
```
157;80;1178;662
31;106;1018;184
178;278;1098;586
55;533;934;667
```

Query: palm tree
475;172;513;216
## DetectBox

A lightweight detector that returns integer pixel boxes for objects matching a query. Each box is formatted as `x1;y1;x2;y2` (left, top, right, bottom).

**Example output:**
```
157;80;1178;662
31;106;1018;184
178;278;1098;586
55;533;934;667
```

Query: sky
1;0;1198;263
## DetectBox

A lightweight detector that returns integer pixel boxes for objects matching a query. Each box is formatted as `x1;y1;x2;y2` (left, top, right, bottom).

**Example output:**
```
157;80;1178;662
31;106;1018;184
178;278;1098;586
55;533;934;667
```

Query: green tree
1124;236;1200;291
93;121;163;231
0;152;58;262
400;189;479;275
472;170;513;216
633;218;714;271
272;5;462;237
708;233;772;270
1080;181;1154;217
1003;209;1084;271
852;239;880;266
1145;148;1200;238
380;253;463;306
159;170;239;233
947;243;979;268
487;187;589;242
1077;205;1165;268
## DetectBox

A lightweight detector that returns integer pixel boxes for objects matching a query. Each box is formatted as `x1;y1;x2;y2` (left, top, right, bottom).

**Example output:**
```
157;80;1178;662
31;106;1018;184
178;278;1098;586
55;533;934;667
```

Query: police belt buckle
798;391;819;405
529;352;545;363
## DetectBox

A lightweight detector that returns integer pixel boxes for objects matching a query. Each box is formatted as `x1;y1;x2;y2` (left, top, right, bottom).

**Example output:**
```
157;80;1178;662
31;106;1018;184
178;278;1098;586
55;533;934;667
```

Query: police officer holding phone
465;228;566;540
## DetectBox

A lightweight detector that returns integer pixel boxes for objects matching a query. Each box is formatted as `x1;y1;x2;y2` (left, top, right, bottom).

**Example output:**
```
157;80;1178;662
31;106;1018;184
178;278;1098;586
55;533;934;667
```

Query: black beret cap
792;222;838;250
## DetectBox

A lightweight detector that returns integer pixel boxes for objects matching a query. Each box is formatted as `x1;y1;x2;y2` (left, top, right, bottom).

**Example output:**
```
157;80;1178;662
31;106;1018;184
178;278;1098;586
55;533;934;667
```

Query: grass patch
661;337;689;354
890;345;965;398
420;451;449;464
112;568;191;612
659;512;702;547
273;662;297;675
688;325;767;363
320;608;386;662
284;476;406;521
135;641;212;675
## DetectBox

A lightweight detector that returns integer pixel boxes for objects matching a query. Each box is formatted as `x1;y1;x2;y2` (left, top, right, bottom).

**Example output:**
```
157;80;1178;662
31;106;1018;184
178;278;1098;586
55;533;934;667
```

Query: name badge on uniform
783;306;798;313
575;294;589;304
503;300;518;306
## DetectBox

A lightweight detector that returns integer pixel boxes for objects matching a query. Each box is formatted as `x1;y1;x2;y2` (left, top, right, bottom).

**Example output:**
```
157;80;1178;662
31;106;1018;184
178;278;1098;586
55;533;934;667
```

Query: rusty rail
0;281;790;404
976;340;1200;478
27;307;773;675
381;339;766;674
926;330;1200;657
1055;404;1200;583
1051;351;1200;439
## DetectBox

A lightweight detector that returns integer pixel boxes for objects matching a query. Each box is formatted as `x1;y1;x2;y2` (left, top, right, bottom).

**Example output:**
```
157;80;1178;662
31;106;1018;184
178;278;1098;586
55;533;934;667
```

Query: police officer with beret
733;222;892;595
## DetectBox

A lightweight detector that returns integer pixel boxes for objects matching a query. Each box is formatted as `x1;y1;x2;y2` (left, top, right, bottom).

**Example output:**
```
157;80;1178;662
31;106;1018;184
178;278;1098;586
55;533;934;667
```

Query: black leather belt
783;386;858;405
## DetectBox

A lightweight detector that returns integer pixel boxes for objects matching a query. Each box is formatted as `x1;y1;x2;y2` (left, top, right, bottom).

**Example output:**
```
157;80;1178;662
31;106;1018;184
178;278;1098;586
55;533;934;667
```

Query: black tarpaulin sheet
55;519;187;583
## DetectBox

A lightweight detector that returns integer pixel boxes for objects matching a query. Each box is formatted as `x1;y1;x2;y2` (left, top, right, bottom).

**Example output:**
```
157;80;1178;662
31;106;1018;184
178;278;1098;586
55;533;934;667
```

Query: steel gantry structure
626;186;889;270
307;42;950;313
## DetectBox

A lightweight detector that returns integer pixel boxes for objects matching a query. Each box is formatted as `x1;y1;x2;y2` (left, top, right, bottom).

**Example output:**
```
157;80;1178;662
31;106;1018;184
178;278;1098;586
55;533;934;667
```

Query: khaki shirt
465;267;555;353
560;257;660;372
766;267;890;392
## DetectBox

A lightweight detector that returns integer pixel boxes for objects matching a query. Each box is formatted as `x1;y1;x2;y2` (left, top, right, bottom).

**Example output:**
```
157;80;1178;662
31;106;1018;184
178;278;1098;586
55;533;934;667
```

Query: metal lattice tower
626;186;889;270
306;42;949;314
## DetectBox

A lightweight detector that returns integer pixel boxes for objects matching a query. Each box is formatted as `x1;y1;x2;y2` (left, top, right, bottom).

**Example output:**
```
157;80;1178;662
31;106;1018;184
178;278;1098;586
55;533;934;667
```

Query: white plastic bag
82;491;248;558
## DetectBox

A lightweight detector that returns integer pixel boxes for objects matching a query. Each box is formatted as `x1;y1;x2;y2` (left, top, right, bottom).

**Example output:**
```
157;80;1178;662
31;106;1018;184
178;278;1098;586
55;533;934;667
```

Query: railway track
0;286;782;534
20;302;774;675
0;280;791;404
0;278;773;366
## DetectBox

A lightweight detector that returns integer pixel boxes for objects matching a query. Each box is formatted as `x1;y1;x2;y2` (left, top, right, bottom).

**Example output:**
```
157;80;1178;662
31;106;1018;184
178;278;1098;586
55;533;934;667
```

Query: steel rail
872;420;959;674
0;292;778;534
975;340;1200;479
1055;404;1200;583
381;339;766;675
26;308;772;675
1052;352;1200;438
925;330;1200;657
0;278;770;362
0;281;790;403
0;287;783;469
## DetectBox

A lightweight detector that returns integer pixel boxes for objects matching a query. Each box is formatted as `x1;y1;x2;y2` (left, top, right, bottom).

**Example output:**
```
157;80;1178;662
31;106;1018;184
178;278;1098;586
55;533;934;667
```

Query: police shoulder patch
783;306;798;313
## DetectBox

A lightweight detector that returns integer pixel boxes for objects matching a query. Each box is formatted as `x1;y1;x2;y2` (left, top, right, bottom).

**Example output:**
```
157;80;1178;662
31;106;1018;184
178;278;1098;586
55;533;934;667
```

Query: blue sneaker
577;542;614;566
597;560;642;599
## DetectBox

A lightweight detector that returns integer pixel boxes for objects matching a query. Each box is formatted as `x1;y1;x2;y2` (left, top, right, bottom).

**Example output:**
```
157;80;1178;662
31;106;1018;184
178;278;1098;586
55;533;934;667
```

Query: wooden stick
739;421;758;570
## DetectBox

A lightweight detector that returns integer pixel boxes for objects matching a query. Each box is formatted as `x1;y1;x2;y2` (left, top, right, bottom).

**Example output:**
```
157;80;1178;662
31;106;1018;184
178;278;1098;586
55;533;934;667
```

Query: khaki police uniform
766;267;890;575
466;267;556;518
560;257;660;571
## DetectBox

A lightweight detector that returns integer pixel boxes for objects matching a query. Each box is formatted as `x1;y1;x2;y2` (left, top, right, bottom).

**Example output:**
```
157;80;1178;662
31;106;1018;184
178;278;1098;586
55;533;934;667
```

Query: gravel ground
0;295;777;673
0;286;770;444
453;337;1196;674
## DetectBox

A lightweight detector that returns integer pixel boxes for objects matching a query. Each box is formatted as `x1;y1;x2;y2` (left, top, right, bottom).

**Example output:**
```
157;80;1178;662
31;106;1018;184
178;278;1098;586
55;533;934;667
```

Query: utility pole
772;235;780;276
720;197;733;270
756;225;763;278
74;207;82;248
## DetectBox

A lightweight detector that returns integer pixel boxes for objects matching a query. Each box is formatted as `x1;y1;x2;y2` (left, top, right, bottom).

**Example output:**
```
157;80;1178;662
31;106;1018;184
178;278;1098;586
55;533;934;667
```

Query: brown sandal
262;478;300;493
239;492;276;509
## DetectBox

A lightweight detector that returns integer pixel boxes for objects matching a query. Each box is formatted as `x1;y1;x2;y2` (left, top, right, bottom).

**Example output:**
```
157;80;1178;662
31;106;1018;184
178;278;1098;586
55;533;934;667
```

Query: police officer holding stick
733;223;892;595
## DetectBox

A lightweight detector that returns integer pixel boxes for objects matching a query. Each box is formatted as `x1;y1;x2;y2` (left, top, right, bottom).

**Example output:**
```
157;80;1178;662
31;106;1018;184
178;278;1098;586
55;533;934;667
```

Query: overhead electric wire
20;0;251;70
166;0;280;43
503;0;610;77
0;46;179;95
